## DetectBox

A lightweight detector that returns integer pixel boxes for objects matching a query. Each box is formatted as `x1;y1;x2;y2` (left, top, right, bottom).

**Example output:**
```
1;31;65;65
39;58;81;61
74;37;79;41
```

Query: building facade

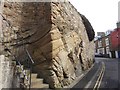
110;27;120;58
95;34;111;58
95;27;120;58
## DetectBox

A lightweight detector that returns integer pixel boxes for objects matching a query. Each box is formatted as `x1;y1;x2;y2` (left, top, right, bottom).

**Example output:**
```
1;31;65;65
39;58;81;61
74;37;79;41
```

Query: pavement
71;57;120;89
71;59;102;89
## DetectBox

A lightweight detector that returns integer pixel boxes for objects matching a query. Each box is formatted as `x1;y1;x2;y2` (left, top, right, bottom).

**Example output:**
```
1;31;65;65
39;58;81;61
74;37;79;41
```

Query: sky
69;0;119;35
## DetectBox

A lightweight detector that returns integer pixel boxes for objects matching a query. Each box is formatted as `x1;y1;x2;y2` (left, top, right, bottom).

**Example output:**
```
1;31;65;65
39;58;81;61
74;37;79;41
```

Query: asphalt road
71;57;120;89
95;58;119;89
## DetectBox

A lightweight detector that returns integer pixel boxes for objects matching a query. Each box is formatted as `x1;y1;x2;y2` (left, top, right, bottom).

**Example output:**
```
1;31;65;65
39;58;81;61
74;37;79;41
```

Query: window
98;40;102;47
102;48;105;54
97;48;104;54
97;49;100;54
106;47;109;54
105;38;109;46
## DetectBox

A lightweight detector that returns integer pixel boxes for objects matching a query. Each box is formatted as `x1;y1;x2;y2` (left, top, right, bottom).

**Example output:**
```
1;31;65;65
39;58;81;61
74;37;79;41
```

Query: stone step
31;78;43;85
31;83;49;88
15;64;49;89
31;73;37;79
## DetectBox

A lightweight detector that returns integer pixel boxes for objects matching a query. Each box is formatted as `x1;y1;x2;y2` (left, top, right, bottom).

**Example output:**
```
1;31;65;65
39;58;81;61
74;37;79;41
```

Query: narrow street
0;1;119;89
96;58;119;89
72;57;120;89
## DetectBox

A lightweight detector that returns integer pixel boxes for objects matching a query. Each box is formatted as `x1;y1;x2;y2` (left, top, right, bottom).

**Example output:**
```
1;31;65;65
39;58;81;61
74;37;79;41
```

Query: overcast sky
69;0;119;35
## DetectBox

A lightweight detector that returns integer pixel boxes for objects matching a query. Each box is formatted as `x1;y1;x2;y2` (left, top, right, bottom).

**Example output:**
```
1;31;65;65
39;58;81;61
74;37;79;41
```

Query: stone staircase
17;65;49;89
30;74;49;88
2;48;49;89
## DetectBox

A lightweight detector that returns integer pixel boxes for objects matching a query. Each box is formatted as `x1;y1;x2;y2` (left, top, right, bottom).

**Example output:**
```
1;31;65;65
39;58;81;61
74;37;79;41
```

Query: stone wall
1;1;95;88
0;55;15;89
0;1;15;89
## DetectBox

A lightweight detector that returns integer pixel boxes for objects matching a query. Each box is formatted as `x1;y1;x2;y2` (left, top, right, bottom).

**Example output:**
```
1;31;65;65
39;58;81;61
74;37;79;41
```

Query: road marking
93;62;105;90
97;62;105;89
84;63;101;88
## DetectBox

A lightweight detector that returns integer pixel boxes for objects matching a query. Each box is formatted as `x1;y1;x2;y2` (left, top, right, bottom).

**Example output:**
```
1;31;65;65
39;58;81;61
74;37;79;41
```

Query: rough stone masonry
0;0;95;88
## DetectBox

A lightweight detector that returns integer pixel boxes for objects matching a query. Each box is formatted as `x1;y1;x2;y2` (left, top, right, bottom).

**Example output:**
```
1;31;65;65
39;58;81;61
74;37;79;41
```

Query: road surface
96;58;119;89
72;57;120;89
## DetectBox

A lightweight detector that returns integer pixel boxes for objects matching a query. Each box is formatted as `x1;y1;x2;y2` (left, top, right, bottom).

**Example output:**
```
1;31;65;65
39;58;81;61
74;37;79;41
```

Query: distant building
97;32;105;37
95;27;120;58
105;30;112;36
116;22;120;28
110;28;120;58
95;34;111;58
94;36;101;41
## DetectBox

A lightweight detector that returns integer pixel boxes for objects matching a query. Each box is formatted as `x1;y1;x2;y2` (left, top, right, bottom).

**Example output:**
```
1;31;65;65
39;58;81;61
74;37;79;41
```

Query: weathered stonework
0;1;95;88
